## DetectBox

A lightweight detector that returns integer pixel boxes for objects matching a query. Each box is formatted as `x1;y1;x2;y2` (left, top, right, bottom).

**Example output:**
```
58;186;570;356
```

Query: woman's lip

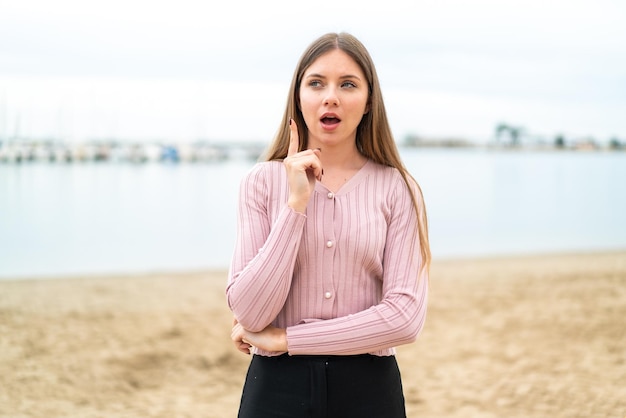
320;118;340;131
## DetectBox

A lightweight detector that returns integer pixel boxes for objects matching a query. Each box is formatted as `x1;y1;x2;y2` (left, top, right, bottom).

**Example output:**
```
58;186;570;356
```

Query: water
406;148;626;258
1;148;625;279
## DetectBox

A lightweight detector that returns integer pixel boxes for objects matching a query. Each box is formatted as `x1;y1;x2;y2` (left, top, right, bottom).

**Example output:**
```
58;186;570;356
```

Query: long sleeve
226;162;306;332
285;172;428;355
226;160;429;357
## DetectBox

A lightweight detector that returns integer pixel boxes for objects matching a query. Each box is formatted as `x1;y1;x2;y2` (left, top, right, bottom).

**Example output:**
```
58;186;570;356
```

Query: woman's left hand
231;319;288;354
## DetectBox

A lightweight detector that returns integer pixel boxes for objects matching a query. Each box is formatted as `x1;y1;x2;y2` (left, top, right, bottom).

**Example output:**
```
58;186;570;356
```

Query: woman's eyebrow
305;73;362;80
305;73;326;79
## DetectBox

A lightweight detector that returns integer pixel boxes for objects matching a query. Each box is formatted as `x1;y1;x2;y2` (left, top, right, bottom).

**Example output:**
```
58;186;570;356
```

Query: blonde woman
227;32;430;418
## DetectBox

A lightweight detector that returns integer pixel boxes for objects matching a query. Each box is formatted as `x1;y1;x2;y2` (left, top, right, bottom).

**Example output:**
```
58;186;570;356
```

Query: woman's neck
310;140;365;170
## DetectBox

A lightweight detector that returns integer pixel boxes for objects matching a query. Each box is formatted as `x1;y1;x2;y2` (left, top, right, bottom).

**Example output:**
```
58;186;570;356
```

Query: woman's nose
323;87;339;106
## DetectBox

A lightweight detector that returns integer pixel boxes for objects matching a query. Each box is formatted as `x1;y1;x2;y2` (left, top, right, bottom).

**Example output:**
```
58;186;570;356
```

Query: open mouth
321;116;341;126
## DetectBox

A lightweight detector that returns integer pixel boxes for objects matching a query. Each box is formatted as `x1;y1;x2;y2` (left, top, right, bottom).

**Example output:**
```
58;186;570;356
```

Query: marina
0;140;266;164
1;135;624;166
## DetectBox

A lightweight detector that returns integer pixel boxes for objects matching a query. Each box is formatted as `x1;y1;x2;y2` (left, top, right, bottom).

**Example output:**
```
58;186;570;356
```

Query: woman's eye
309;80;322;87
342;81;357;88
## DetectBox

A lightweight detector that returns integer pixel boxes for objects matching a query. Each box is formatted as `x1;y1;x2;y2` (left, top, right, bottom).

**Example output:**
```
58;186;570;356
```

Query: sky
1;0;625;145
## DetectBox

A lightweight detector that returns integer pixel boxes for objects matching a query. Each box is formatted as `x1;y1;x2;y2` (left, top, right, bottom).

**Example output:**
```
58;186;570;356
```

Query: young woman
227;32;430;418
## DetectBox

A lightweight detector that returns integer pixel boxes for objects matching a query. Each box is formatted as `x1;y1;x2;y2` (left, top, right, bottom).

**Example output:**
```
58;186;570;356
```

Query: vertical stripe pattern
226;159;428;356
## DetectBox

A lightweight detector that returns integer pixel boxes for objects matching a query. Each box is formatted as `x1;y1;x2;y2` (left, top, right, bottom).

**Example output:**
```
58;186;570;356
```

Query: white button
326;240;333;248
324;291;332;299
327;192;334;199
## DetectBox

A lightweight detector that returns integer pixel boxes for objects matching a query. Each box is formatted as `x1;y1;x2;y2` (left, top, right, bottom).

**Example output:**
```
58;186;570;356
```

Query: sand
0;251;624;418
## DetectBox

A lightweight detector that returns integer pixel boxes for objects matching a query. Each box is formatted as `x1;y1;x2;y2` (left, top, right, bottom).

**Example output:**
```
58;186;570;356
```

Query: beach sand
1;251;624;418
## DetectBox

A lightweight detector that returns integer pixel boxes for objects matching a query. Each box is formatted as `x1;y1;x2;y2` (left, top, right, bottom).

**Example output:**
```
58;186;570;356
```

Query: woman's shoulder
238;161;286;201
367;160;413;184
367;159;399;175
244;160;284;178
366;160;422;200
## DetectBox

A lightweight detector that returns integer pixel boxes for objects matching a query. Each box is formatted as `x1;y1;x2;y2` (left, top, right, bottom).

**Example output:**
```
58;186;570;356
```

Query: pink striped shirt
226;159;428;356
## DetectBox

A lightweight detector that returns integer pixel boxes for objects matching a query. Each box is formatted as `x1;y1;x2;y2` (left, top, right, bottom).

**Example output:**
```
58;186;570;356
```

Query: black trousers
237;353;407;418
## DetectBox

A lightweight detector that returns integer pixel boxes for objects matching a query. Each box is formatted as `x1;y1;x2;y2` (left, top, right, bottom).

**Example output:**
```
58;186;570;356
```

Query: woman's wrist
273;327;288;352
288;197;308;214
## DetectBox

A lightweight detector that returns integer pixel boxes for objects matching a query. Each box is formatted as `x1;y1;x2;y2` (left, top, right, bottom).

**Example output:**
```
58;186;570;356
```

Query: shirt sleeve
285;175;429;355
226;163;306;332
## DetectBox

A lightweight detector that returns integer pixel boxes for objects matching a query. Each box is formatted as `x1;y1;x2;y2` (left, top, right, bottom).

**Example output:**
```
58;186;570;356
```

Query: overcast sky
1;0;625;143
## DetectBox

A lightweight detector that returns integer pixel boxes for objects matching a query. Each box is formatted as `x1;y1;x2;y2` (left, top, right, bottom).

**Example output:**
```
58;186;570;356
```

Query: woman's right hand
283;118;322;213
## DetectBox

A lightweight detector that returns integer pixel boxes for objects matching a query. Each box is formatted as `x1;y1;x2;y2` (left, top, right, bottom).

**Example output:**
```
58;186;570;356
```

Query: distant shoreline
2;248;624;282
1;137;625;165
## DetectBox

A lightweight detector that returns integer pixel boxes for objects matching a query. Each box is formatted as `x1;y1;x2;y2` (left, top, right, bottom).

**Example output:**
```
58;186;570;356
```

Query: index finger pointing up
287;118;299;157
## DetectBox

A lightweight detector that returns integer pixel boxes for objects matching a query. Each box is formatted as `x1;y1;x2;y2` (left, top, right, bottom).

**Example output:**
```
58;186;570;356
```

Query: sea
1;147;625;280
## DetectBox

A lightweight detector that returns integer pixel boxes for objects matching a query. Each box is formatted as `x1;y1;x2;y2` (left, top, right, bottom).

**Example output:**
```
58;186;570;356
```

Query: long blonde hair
264;32;431;273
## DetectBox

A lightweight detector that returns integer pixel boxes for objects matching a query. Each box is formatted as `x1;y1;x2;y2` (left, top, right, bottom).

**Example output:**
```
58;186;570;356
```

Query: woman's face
299;49;369;149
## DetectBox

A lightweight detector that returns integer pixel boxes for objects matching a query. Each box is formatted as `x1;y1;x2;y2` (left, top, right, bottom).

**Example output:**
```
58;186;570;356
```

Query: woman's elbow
395;304;427;344
405;319;425;343
227;299;271;332
238;316;270;333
